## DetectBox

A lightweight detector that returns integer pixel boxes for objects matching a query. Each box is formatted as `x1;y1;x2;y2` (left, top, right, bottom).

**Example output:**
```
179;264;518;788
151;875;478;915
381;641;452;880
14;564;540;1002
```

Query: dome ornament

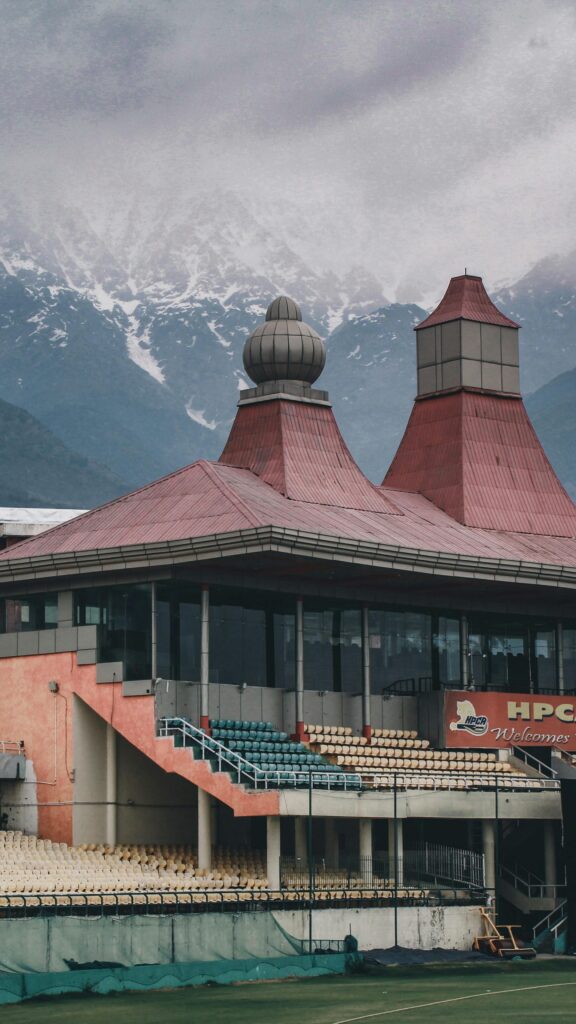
242;295;326;387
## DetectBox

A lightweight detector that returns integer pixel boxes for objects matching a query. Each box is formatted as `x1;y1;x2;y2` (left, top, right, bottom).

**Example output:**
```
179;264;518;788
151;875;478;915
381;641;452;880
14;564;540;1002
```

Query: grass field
2;960;576;1024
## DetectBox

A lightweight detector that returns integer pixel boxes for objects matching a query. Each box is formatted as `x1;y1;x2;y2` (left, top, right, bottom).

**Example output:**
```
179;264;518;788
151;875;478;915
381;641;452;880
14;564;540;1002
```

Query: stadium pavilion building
0;274;575;955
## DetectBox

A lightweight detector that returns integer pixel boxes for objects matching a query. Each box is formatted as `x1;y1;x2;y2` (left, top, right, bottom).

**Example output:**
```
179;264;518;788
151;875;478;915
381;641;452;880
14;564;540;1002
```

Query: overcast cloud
1;0;575;300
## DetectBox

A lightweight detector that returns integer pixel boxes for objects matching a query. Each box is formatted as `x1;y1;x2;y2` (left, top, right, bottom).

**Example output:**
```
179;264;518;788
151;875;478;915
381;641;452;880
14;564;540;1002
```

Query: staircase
532;900;568;953
498;863;564;915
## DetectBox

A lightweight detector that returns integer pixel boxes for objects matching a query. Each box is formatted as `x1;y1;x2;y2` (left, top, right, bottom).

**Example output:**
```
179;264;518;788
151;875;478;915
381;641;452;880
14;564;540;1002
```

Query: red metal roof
417;275;520;330
2;455;576;568
383;391;576;537
219;398;400;514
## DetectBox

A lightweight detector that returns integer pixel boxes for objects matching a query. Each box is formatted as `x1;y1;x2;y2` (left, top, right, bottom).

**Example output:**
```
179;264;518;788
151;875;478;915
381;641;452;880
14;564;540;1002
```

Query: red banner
444;691;576;750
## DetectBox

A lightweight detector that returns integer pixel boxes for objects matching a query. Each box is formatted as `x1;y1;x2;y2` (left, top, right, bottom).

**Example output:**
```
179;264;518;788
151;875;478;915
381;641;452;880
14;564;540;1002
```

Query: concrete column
362;606;371;739
359;818;373;885
482;819;496;892
557;623;565;695
200;585;210;730
197;787;212;870
325;818;339;869
460;615;469;689
57;591;74;628
544;822;557;890
388;818;404;885
295;597;305;739
105;724;117;847
295;816;307;865
267;816;281;890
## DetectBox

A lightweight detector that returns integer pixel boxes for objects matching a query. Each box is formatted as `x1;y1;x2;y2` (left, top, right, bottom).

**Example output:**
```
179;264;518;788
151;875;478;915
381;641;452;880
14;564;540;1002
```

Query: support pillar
325;818;339;869
544;822;557;890
105;724;117;847
557;623;565;695
362;606;372;739
200;585;210;731
295;816;307;865
197;787;212;870
388;818;404;884
267;816;281;890
295;597;305;740
482;819;496;893
151;582;158;680
359;818;373;884
460;614;469;689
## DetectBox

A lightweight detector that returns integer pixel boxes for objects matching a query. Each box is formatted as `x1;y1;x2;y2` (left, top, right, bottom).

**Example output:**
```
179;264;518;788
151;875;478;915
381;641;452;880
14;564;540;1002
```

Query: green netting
0;911;305;975
0;953;349;1005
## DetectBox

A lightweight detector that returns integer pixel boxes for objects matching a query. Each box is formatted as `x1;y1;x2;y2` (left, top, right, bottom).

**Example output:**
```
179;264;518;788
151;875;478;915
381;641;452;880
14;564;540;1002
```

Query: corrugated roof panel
417;275;519;329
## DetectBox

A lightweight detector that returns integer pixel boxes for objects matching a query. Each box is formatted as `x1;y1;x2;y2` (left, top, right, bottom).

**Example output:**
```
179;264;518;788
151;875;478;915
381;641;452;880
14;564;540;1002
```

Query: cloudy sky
1;0;576;300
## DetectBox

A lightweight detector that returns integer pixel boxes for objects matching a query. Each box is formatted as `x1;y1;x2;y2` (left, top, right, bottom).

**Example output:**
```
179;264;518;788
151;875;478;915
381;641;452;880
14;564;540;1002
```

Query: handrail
499;865;566;901
533;899;568;941
159;718;560;794
0;740;24;755
512;746;558;779
158;717;363;792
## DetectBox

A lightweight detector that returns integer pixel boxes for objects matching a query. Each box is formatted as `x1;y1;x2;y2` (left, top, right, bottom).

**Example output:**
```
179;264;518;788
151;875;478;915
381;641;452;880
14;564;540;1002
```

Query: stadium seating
304;725;546;790
169;718;362;789
0;831;268;897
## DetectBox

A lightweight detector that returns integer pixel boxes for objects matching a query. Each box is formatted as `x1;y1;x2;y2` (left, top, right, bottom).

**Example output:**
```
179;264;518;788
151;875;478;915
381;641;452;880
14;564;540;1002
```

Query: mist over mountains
0;195;574;507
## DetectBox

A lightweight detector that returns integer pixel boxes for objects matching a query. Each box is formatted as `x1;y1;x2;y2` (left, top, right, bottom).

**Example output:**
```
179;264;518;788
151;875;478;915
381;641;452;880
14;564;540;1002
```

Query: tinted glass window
1;594;58;632
369;610;432;694
210;588;294;688
304;605;362;692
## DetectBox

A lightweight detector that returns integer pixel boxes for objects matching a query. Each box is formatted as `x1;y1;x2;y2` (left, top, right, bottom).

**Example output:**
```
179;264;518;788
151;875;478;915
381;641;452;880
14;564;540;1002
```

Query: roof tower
220;296;399;513
383;274;576;537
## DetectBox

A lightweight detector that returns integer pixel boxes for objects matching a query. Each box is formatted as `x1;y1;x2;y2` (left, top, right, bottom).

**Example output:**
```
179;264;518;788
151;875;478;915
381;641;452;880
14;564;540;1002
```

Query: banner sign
444;691;576;750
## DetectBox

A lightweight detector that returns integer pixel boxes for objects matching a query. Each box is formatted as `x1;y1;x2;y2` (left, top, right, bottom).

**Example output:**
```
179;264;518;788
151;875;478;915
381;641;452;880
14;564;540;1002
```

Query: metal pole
151;582;158;680
460;615;469;689
393;774;399;948
200;585;210;731
362;606;371;739
308;766;313;953
296;598;304;740
494;776;499;917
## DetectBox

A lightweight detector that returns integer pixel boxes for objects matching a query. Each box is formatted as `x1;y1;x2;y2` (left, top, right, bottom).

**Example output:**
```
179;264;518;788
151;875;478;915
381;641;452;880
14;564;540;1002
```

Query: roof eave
0;526;574;591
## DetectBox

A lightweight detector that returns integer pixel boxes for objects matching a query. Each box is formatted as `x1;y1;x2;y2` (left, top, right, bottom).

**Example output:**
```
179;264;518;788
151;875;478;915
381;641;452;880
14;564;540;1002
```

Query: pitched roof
417;274;519;330
219;398;399;514
2;454;576;573
382;391;576;537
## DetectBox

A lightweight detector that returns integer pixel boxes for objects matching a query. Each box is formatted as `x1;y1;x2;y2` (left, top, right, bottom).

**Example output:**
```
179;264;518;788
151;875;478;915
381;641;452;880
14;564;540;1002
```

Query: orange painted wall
0;652;278;845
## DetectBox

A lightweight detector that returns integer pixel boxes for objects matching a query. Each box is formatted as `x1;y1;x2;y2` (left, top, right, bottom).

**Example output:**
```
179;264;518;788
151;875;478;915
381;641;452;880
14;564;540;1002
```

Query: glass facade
0;578;568;697
563;628;576;693
0;593;58;632
467;619;557;693
303;605;362;692
210;588;295;688
369;610;432;694
75;585;152;680
434;616;461;688
156;583;201;681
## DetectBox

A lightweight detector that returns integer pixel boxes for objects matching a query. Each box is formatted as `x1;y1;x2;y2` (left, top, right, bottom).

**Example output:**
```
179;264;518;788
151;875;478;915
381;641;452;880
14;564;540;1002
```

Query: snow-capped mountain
0;194;388;489
0;192;574;502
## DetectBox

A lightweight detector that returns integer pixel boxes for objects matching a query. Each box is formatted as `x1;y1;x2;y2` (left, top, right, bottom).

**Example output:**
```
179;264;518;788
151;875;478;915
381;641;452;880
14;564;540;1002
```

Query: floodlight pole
308;766;313;953
393;774;399;949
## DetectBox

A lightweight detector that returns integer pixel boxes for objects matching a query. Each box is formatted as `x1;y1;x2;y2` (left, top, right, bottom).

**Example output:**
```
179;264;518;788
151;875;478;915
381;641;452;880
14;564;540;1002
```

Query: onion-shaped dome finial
243;295;325;385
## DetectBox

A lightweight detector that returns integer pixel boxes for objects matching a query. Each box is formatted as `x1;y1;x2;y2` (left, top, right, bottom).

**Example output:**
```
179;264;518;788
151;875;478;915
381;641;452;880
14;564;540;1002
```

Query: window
156;583;201;681
303;605;362;693
210;588;295;688
434;617;461;688
369;610;432;694
75;585;152;680
563;628;576;693
466;618;557;693
1;593;58;632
